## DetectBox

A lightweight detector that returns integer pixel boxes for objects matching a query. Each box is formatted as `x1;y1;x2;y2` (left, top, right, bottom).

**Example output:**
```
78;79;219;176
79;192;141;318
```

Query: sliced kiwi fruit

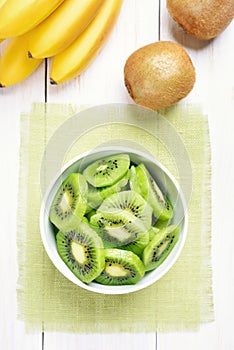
130;163;173;221
129;165;141;193
148;226;160;241
82;216;89;224
50;154;178;286
85;208;97;222
90;211;147;247
142;225;180;272
154;218;171;230
83;153;130;188
95;248;145;285
86;172;129;211
119;230;149;257
49;173;88;231
97;190;153;229
56;221;105;284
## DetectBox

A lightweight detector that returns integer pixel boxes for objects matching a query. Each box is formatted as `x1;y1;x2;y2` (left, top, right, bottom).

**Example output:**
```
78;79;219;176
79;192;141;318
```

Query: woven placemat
17;103;214;333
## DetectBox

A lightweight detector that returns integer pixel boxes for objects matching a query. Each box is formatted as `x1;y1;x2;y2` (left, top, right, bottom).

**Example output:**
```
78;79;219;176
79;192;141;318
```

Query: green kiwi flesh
129;165;141;193
86;172;129;211
131;164;173;220
56;221;105;284
148;226;160;241
90;211;148;247
85;209;96;221
49;173;88;231
97;190;153;229
142;225;180;272
154;218;171;230
95;248;145;285
119;230;149;257
83;153;130;188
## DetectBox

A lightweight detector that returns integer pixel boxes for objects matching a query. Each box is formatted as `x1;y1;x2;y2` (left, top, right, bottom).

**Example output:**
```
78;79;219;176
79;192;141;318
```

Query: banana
28;0;105;59
0;0;6;8
0;34;43;87
50;0;123;85
0;0;6;40
0;0;64;37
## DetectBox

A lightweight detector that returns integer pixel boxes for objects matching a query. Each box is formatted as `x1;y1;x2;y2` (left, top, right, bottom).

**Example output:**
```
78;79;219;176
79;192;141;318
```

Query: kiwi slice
85;208;96;222
154;218;171;230
129;165;141;193
142;225;180;272
82;216;89;224
148;226;160;241
95;248;145;285
130;163;173;221
97;190;153;229
120;230;149;257
86;173;129;210
49;173;88;231
56;221;105;284
90;211;147;247
83;153;130;188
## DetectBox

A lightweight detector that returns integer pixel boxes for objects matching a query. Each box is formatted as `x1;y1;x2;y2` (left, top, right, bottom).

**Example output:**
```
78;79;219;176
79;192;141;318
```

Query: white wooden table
0;1;234;349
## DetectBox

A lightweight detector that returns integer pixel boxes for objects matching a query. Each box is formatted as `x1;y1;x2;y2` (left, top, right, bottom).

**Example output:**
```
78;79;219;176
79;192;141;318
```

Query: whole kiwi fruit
167;0;234;40
124;41;195;111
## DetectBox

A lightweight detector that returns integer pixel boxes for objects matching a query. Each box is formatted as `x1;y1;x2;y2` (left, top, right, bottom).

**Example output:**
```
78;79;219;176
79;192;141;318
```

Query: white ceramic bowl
40;146;188;294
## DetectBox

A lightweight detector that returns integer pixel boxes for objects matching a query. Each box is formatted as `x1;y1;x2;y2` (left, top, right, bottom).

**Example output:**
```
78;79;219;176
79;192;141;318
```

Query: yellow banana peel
0;0;6;8
0;0;6;40
50;0;123;84
0;0;64;37
0;34;43;87
28;0;105;59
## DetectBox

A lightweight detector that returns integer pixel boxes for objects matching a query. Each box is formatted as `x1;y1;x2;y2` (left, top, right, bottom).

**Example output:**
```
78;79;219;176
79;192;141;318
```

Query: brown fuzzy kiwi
167;0;234;40
124;41;195;111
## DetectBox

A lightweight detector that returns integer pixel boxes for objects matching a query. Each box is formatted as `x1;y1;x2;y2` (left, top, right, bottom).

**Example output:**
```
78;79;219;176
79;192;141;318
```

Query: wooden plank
0;39;45;349
44;333;156;350
158;1;234;349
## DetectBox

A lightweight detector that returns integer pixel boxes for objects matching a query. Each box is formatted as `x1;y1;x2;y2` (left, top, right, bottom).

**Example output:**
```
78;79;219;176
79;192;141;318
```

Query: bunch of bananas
0;0;123;87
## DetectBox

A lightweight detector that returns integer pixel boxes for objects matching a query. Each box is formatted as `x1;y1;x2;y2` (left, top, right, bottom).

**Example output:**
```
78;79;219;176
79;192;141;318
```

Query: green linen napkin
17;103;214;333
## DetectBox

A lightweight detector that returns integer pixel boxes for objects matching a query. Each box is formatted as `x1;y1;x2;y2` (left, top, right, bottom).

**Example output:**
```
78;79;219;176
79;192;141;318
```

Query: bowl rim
40;145;188;294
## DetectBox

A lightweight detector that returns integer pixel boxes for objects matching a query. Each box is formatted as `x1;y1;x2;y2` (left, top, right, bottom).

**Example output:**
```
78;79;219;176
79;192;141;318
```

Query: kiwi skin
124;41;196;111
167;0;234;40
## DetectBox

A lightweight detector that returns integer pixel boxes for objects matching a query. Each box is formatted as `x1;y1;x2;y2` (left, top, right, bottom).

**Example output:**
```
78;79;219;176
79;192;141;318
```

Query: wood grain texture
44;333;156;350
